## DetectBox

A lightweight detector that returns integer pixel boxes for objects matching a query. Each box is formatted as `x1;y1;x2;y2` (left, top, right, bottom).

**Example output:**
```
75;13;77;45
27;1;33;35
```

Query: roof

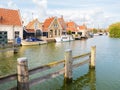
26;19;42;29
0;8;22;26
26;19;43;33
79;24;87;30
58;16;66;30
66;21;78;32
43;17;55;32
25;29;34;33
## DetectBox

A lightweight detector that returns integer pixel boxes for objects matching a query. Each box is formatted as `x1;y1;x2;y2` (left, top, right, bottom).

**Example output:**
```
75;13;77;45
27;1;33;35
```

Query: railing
0;46;96;90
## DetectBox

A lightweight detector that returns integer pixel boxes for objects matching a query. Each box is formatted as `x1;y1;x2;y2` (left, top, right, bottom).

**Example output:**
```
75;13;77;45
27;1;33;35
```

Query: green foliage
109;22;120;38
67;30;72;35
92;28;98;34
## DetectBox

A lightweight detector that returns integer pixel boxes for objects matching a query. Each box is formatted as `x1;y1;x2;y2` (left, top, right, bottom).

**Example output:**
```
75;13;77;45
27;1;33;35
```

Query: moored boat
21;37;47;46
21;40;47;46
55;35;74;42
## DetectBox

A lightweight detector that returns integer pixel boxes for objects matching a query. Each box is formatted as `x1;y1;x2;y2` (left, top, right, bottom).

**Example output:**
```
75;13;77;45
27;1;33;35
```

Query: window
15;31;19;38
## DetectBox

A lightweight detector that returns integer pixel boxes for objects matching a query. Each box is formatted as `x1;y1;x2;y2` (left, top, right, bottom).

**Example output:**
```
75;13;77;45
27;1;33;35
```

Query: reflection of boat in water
55;35;74;42
21;37;47;46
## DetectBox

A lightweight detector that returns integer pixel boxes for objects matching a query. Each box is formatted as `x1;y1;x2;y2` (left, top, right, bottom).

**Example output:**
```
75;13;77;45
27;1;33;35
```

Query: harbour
0;36;120;90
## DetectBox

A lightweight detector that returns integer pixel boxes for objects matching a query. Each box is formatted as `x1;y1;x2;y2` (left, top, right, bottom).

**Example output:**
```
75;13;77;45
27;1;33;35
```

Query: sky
0;0;120;28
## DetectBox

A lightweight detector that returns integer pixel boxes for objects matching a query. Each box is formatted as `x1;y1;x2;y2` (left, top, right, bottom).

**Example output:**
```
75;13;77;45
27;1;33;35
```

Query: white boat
55;35;74;42
21;40;47;46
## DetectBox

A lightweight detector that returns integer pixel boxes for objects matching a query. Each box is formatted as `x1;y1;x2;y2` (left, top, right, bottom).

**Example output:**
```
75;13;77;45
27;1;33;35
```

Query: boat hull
55;35;74;42
21;40;47;46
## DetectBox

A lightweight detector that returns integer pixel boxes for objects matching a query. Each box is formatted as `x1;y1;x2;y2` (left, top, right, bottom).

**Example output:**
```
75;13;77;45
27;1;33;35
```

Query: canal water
1;36;120;90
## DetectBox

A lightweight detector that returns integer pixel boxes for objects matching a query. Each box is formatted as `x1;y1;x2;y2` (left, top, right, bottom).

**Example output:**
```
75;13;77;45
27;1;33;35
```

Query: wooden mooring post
89;46;96;69
64;49;73;83
17;57;29;90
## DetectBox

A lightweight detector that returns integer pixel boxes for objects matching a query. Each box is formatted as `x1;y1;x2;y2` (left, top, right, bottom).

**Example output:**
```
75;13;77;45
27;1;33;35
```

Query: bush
109;22;120;38
67;30;72;35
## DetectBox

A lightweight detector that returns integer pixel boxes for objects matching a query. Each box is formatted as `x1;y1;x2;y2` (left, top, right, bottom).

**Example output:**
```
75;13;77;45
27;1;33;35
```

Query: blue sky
0;0;120;28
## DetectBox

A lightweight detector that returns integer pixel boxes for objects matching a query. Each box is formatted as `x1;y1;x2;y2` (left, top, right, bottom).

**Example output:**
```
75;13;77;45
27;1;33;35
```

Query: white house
77;24;88;38
0;8;23;41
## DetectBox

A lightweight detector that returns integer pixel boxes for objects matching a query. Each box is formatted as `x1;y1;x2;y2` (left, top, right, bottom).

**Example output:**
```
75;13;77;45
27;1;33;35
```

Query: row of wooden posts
0;46;96;90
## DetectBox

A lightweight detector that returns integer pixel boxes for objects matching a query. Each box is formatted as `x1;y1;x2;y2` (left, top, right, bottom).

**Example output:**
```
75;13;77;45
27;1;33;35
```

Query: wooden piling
89;46;96;69
17;57;29;90
14;47;18;54
64;49;73;83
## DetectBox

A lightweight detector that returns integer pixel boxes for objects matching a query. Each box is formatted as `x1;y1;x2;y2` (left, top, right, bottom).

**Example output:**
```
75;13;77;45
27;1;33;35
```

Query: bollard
64;49;73;83
14;47;18;54
17;57;29;90
89;46;96;69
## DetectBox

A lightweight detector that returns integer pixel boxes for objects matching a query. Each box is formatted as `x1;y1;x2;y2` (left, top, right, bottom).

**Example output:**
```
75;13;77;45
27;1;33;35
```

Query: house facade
77;24;89;38
58;16;67;35
43;17;62;38
66;21;78;34
24;19;43;39
0;8;23;41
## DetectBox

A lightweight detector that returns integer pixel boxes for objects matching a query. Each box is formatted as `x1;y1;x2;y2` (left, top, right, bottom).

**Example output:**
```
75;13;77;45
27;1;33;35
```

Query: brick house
42;17;62;38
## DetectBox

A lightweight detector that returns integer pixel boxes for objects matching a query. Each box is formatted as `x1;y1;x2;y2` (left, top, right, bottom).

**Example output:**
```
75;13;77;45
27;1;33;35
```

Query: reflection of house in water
61;68;96;90
23;19;43;39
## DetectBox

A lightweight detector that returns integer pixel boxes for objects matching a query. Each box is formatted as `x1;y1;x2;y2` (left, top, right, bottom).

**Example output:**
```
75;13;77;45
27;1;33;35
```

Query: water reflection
0;51;17;77
60;68;96;90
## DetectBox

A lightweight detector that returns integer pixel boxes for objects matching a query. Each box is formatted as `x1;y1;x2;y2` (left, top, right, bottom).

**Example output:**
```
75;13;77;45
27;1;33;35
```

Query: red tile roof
26;19;41;29
43;17;55;32
66;21;78;32
79;24;87;30
58;16;66;30
25;29;34;33
0;8;22;26
26;19;43;33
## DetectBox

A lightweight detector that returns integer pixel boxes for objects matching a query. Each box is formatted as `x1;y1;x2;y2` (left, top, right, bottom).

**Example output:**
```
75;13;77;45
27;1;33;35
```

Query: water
1;36;120;90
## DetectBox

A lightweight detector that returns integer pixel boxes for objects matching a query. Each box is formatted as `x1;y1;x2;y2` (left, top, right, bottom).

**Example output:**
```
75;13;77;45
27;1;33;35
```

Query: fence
0;46;96;90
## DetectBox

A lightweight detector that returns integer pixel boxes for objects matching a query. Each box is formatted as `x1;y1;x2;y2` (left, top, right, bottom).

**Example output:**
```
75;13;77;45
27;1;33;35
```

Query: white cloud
32;0;47;17
7;0;18;9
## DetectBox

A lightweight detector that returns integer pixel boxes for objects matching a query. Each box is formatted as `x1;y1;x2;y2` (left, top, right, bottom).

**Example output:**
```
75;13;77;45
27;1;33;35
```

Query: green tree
67;30;72;35
92;28;98;34
109;22;120;38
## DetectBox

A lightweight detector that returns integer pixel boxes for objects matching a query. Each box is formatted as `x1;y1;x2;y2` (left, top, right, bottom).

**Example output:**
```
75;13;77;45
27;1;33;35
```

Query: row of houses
0;8;89;42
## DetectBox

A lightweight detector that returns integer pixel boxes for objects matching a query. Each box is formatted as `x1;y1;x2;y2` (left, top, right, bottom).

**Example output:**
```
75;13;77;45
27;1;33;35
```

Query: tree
67;30;72;35
92;28;98;34
109;22;120;38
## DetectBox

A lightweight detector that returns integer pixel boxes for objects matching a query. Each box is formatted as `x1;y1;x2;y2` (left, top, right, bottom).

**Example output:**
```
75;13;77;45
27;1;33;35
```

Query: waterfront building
58;16;67;35
0;8;23;41
42;17;62;38
23;19;43;39
77;24;89;38
66;21;78;34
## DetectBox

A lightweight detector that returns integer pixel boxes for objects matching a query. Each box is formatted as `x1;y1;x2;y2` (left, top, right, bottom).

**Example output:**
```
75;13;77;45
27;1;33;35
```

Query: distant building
66;21;78;34
43;17;62;38
77;24;89;38
0;8;23;40
24;19;43;39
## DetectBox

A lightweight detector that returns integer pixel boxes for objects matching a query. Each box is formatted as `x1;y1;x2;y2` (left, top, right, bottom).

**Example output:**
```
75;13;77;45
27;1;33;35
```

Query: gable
49;18;62;30
26;19;42;30
0;8;22;26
